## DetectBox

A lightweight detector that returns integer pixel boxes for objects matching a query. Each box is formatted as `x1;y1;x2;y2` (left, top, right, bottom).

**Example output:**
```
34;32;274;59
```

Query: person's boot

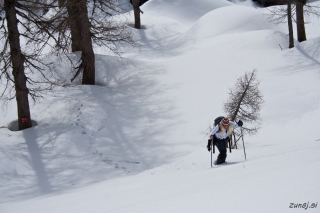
214;160;226;165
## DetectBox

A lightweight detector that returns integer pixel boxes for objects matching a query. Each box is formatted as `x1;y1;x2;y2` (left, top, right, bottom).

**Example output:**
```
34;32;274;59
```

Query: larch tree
53;0;135;84
76;0;95;85
2;0;32;130
0;0;57;130
131;0;142;29
267;0;296;48
55;0;95;84
59;0;82;52
267;0;320;48
296;0;307;42
224;69;264;148
287;0;294;48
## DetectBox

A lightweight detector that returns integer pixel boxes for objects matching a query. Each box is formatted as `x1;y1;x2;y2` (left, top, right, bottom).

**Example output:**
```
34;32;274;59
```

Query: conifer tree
296;0;307;42
224;69;264;148
287;0;294;48
0;0;57;130
132;0;142;29
54;0;135;84
267;0;320;48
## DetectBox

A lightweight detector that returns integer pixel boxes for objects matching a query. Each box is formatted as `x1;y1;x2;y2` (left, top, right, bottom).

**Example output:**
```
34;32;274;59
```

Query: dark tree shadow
22;129;52;194
0;55;189;202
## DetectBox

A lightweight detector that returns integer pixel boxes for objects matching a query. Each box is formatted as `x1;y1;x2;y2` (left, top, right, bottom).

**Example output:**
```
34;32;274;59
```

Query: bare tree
0;0;58;130
224;69;264;148
267;1;295;48
287;0;294;48
296;0;307;42
53;0;136;84
53;0;95;84
0;0;136;129
2;0;32;130
76;0;95;85
60;0;82;52
131;0;142;29
267;0;320;47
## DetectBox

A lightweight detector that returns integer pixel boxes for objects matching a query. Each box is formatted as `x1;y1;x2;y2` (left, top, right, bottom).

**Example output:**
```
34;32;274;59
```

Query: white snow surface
1;0;320;212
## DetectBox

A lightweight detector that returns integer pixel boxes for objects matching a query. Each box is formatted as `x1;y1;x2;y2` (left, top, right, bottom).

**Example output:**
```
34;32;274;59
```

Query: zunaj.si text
289;202;318;210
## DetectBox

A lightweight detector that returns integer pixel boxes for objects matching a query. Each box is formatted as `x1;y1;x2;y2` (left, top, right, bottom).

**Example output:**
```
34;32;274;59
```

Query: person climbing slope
207;117;243;165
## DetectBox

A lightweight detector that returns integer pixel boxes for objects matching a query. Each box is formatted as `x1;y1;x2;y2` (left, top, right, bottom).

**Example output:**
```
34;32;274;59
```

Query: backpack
214;116;225;127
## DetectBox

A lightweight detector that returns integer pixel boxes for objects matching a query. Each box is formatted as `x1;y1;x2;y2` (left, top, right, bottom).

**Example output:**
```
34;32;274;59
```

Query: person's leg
215;138;227;164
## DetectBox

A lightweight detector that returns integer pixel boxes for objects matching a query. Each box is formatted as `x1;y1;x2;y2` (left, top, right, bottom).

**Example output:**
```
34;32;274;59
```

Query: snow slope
1;0;320;212
2;147;319;213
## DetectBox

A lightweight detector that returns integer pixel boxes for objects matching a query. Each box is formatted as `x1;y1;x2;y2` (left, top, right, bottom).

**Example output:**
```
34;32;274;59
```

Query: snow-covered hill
1;0;319;212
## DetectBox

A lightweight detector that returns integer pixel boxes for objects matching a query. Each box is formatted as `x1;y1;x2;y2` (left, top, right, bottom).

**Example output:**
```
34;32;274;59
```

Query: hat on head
221;117;230;126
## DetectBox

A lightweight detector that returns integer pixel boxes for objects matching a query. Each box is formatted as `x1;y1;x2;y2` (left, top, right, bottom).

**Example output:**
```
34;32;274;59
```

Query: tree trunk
67;0;82;52
78;0;95;85
296;0;306;42
132;0;141;29
58;0;65;8
287;1;294;48
4;0;32;130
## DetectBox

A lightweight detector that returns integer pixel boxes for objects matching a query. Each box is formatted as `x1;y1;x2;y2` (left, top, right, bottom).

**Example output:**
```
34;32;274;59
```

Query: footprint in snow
119;160;140;164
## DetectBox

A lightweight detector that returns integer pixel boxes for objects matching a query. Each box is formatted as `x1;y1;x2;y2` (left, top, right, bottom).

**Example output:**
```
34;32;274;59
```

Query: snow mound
142;0;232;26
171;5;283;48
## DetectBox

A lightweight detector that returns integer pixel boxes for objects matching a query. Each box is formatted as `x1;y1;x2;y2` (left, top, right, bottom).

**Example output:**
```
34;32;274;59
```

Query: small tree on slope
224;69;264;149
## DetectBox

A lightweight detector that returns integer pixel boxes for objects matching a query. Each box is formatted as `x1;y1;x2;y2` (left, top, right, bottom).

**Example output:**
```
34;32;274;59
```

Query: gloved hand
207;139;212;152
237;120;243;127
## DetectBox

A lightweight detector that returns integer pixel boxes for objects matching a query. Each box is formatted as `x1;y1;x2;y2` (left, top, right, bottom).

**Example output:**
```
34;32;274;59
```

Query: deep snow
1;0;320;212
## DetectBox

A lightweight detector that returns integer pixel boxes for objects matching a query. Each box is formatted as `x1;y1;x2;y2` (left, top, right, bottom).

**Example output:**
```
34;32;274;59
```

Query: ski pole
213;139;215;154
210;139;213;167
241;128;247;160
